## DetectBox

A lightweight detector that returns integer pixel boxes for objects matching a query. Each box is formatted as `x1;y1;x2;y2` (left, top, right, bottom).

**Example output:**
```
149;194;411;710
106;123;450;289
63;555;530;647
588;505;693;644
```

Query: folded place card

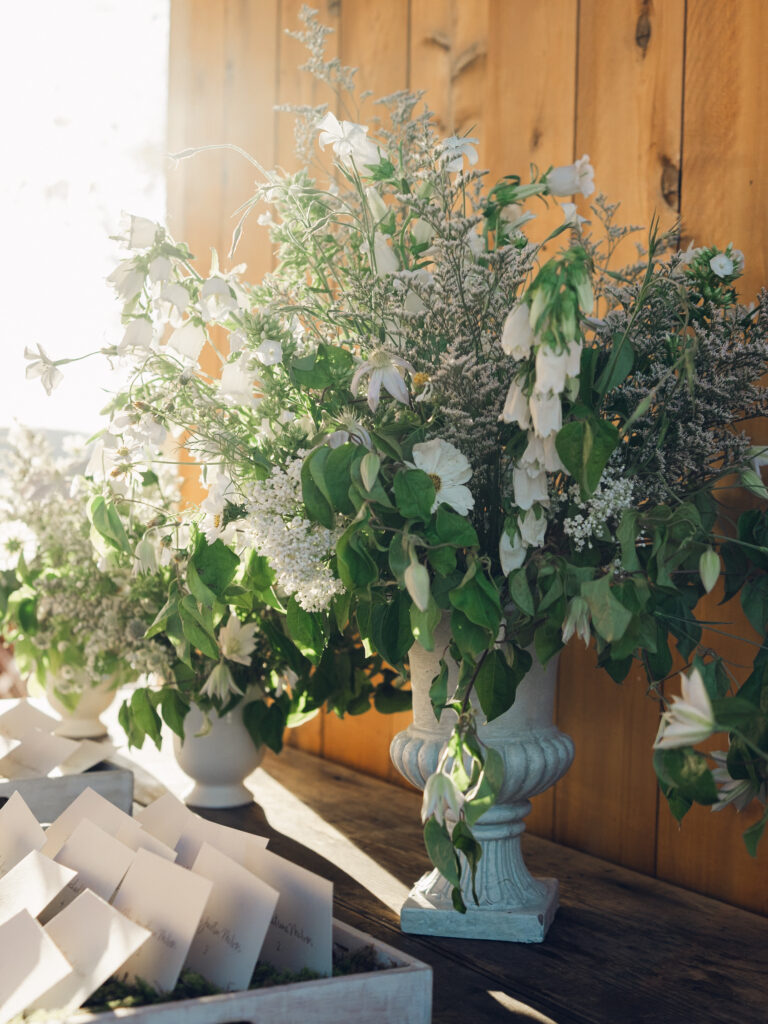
186;841;280;992
0;700;59;740
0;910;72;1024
41;786;145;859
0;735;19;759
0;849;77;926
39;819;136;923
246;845;333;977
56;738;116;776
30;890;151;1015
0;791;46;876
135;791;192;849
115;820;178;862
111;847;213;993
175;814;269;869
0;729;80;779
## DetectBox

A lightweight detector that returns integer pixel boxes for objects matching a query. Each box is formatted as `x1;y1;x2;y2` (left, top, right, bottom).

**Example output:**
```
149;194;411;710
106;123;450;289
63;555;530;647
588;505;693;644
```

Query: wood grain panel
554;0;687;874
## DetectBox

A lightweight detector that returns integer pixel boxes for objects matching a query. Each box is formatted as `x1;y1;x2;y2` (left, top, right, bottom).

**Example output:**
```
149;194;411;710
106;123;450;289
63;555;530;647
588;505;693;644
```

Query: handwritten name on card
0;911;72;1024
0;791;45;876
186;841;279;992
0;850;76;926
247;846;333;977
0;699;59;740
39;819;135;923
30;891;151;1015
41;786;145;859
111;848;213;993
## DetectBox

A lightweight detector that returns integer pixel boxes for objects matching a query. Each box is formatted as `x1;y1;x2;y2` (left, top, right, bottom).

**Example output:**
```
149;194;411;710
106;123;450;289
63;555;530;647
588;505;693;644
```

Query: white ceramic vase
390;616;575;942
173;699;264;808
45;675;116;739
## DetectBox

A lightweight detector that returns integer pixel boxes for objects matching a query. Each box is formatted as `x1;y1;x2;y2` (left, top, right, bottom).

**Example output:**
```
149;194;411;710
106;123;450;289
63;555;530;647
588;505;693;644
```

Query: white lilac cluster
562;465;636;552
242;458;345;613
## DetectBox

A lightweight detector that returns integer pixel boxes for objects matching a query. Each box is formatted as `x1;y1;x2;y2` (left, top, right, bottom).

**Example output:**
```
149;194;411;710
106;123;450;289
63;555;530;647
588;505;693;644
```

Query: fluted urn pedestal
390;618;574;942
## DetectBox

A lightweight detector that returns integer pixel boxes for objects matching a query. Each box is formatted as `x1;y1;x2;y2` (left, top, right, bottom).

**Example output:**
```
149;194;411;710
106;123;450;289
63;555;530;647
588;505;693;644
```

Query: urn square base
400;875;559;943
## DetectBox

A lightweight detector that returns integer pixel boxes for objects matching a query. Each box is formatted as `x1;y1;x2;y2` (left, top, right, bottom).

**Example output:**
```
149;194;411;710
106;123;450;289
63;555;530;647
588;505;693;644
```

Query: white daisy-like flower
411;439;474;515
350;349;413;412
438;135;479;173
0;520;37;570
218;615;259;666
201;661;244;701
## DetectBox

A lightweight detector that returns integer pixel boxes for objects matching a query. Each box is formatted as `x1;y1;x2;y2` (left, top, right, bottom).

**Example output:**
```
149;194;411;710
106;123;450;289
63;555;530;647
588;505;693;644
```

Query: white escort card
0;728;80;779
111;848;213;993
0;699;60;740
0;790;46;875
30;890;151;1015
246;845;333;977
39;819;136;923
175;814;269;869
187;841;280;992
0;849;76;926
0;910;72;1024
56;737;116;776
41;786;146;858
135;790;192;848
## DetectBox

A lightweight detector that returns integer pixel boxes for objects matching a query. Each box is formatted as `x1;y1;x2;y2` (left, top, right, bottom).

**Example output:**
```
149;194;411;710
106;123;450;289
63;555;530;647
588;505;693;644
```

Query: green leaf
581;575;632;643
596;332;635;396
192;538;239;598
743;805;768;857
369;591;413;667
464;747;505;826
423;818;461;889
360;451;381;492
187;559;217;608
451;819;482;905
556;417;620;498
432;507;479;548
388;533;410;583
711;696;763;732
450;608;492;660
534;618;563;666
243;699;286;754
617;510;641;573
653;748;718;806
427;545;457;577
428;660;449;719
741;576;768;635
301;450;334;529
178;596;219;660
157;688;190;739
474;649;519;722
393;469;435;522
508;568;535;616
286;598;326;665
89;495;132;554
336;526;378;589
130;688;162;750
373;682;412;714
410;594;442;651
449;565;502;633
324;444;359;515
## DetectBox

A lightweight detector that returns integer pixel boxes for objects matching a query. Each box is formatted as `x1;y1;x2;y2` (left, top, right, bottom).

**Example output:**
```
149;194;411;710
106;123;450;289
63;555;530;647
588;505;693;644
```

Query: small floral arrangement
32;9;768;905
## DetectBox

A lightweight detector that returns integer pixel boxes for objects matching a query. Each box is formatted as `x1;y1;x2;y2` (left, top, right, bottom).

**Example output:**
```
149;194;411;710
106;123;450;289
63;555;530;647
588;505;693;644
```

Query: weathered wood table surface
121;734;768;1024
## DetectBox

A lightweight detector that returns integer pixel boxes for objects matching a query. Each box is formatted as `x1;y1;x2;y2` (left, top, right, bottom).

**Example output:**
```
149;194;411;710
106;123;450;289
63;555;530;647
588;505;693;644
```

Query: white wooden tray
64;918;432;1024
0;762;133;821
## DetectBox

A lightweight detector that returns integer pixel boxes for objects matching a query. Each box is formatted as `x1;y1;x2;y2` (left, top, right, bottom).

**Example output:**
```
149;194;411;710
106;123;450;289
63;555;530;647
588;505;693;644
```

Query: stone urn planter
390;616;574;942
173;699;264;808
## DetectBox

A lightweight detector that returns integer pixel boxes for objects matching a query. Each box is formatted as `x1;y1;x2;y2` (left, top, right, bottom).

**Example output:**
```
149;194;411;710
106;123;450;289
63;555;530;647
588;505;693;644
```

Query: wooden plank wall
167;0;768;915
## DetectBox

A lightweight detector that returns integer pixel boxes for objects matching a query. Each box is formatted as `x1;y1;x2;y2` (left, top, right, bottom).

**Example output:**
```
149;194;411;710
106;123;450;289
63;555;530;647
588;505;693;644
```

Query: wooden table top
123;736;768;1024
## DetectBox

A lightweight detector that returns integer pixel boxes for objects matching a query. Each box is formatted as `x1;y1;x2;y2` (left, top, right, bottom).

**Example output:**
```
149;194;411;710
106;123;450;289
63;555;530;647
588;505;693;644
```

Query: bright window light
0;0;169;435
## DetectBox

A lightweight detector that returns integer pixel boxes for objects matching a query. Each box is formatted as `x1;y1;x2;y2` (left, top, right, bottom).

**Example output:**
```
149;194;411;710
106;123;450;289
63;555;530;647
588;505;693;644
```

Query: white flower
421;770;464;825
0;520;37;570
362;232;399;275
125;215;159;250
520;433;565;474
133;536;157;575
500;379;531;428
220;357;255;402
546;154;595;197
326;415;371;450
710;750;765;812
562;596;590;646
229;329;247;354
365;186;388;223
168;320;207;361
678;240;701;266
411;218;434;245
255;339;283;365
24;344;63;395
411;439;474;515
709;253;734;278
512;467;549;510
218;615;259;666
156;282;190;325
438;135;479;173
148;256;172;283
350;349;413;412
519;506;547;547
500;529;526;575
653;668;715;749
201;661;244;701
535;344;570;395
529;392;562;438
118;318;154;353
316;111;380;170
565;339;582;377
200;276;237;321
107;259;145;302
561;202;587;227
501;304;535;360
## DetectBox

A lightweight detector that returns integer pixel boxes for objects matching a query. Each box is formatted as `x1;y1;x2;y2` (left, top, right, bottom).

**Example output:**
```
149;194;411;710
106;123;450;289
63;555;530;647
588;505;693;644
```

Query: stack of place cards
0;698;116;779
0;787;334;1023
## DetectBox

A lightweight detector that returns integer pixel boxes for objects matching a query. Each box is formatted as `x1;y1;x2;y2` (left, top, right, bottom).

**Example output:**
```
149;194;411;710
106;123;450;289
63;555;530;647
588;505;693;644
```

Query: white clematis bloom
438;135;479;173
24;344;63;395
501;304;535;360
653;668;716;749
421;770;465;825
218;616;259;666
350;349;413;412
411;439;474;515
201;662;244;701
500;529;527;575
500;379;532;428
546;154;595;197
316;111;380;170
562;596;590;646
